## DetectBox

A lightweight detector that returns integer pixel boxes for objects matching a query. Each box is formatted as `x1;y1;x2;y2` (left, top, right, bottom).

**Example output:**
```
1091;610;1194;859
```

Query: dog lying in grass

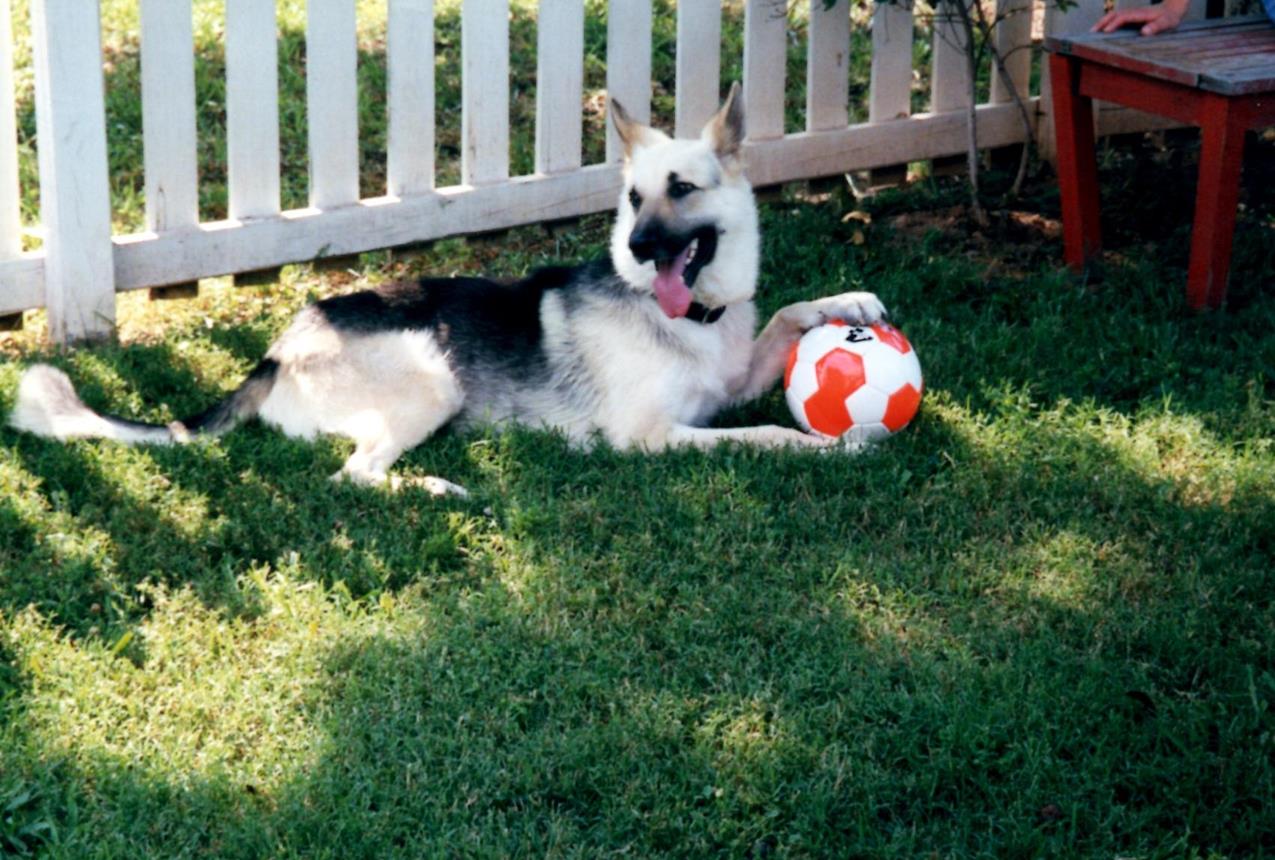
11;84;886;496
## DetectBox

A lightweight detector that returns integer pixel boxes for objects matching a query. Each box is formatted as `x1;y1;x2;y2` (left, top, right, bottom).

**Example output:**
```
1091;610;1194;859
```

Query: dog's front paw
812;291;887;327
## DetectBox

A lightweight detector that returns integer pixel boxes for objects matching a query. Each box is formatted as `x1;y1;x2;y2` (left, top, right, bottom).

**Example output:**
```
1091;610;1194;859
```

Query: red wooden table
1046;16;1275;309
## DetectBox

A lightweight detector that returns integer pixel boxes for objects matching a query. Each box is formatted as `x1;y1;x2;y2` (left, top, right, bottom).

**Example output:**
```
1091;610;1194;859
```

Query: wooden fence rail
0;0;1196;342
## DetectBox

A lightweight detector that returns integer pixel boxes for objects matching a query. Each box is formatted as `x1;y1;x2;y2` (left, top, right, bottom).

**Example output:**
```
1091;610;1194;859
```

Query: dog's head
608;84;759;319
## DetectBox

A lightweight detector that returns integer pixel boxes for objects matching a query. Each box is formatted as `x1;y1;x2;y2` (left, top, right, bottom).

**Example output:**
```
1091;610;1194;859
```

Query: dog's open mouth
652;226;718;319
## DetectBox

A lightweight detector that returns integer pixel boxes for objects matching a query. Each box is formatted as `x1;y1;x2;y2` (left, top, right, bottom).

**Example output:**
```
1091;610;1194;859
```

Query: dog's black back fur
307;259;623;424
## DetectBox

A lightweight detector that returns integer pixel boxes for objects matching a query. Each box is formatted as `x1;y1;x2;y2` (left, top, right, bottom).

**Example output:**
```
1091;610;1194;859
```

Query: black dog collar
684;301;726;325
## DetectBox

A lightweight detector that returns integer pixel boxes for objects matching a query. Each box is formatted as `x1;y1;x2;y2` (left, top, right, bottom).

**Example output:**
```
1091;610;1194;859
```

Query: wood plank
1160;36;1275;58
140;0;199;302
1126;30;1275;55
1065;41;1201;86
1201;67;1275;95
1061;26;1275;89
807;0;850;130
141;0;198;233
868;0;913;122
748;102;1029;184
1077;62;1203;123
743;0;788;139
1046;16;1271;54
0;0;22;260
30;0;116;342
226;0;280;219
388;0;435;195
1049;53;1103;267
606;0;653;159
990;0;1033;106
307;0;360;208
1134;43;1275;66
0;254;47;315
536;0;584;173
462;0;509;184
931;0;971;113
104;102;1033;296
675;0;722;138
114;166;625;289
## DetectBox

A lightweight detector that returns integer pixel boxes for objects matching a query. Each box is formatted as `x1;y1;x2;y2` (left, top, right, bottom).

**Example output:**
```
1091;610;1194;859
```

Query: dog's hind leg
261;327;469;495
336;417;469;497
328;374;468;496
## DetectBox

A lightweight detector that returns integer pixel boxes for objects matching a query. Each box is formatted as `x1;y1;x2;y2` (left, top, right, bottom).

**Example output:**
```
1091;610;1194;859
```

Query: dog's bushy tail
9;360;279;444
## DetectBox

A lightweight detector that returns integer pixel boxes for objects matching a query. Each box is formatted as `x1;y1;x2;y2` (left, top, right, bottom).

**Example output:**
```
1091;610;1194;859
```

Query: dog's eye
668;180;697;200
628;188;642;210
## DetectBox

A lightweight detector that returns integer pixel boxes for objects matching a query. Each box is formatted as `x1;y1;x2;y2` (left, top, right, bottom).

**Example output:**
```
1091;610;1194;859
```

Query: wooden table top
1045;15;1275;96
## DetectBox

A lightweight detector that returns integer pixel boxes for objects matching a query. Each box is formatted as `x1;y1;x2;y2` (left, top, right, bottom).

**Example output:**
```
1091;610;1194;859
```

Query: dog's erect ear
609;97;660;159
702;82;745;163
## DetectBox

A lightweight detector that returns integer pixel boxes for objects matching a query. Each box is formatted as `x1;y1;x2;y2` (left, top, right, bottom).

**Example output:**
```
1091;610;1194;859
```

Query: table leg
1049;52;1102;270
1188;94;1246;309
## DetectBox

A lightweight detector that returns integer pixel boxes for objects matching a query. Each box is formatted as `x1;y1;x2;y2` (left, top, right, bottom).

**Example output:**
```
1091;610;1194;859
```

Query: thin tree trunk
951;0;988;226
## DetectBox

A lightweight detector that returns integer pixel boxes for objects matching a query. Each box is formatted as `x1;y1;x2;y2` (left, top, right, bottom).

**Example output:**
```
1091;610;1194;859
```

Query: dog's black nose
628;221;680;263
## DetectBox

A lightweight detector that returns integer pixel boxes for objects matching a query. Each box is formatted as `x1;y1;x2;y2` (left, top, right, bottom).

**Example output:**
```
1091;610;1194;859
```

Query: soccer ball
784;320;923;441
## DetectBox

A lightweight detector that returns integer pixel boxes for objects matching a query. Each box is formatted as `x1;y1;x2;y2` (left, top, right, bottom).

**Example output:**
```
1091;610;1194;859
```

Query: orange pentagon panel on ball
871;323;912;355
882;383;922;432
784;344;799;389
803;349;866;436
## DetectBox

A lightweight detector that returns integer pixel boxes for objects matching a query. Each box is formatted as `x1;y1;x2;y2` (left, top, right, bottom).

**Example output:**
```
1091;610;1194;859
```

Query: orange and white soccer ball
784;320;923;441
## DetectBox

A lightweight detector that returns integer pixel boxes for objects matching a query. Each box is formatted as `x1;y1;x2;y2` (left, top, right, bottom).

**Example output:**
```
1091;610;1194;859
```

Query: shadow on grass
1;397;1271;855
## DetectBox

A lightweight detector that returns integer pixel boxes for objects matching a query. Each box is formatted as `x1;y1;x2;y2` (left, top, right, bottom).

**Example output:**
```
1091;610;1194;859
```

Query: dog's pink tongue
652;247;693;319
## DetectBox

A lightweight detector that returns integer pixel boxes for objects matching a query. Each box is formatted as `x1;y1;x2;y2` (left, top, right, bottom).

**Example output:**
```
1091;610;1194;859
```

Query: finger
1141;16;1177;34
1091;11;1119;31
1095;11;1135;32
1094;8;1154;31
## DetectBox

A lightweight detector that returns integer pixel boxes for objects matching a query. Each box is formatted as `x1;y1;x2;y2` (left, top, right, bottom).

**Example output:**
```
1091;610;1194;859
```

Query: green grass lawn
2;148;1273;856
3;2;1275;857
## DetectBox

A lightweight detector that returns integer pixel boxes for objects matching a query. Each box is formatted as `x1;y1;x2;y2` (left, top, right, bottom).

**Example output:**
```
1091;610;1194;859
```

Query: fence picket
536;0;584;174
807;0;851;131
1039;0;1106;159
931;0;971;113
388;0;434;195
141;0;198;233
606;0;652;160
3;0;1225;328
307;0;359;208
675;0;722;138
30;0;115;341
226;0;280;219
990;0;1032;107
868;0;914;123
743;0;787;140
462;0;509;185
0;0;21;259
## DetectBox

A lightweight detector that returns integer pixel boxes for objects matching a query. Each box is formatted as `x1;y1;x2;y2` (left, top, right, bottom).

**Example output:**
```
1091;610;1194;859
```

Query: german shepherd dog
11;85;886;496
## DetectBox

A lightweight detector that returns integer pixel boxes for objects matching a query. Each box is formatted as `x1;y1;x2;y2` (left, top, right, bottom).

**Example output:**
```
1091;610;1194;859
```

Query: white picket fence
0;0;1199;343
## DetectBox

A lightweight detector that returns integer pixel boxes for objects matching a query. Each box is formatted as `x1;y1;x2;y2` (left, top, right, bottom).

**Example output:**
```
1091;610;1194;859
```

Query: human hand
1091;0;1190;35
